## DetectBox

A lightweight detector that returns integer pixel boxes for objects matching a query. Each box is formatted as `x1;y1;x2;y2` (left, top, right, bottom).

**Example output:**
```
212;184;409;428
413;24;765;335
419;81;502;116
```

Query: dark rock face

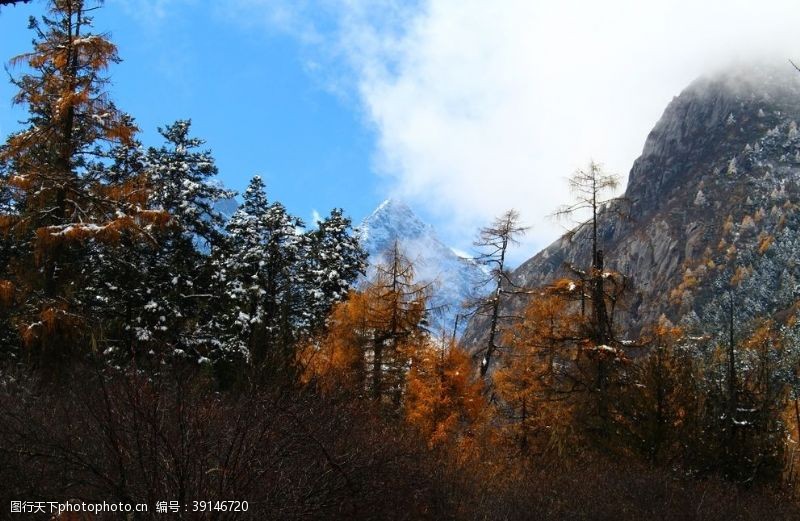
463;65;800;349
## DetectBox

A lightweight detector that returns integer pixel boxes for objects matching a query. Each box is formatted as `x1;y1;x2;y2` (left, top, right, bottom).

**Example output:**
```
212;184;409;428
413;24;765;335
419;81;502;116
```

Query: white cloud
227;0;800;263
310;209;322;227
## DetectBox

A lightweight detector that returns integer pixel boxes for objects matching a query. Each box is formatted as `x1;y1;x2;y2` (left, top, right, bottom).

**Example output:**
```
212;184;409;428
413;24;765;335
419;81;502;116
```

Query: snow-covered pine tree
300;208;366;334
213;175;271;369
128;121;233;360
215;176;303;377
79;121;233;365
78;133;155;362
146;120;232;249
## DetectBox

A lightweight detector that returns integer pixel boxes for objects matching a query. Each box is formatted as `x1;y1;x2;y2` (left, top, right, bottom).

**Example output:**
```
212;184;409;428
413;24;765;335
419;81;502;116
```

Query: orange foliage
730;265;750;286
297;291;368;393
550;277;580;295
0;214;17;234
742;319;779;354
21;304;84;349
104;119;137;145
136;209;172;228
0;280;14;308
722;215;734;235
30;208;169;257
300;249;429;406
5;173;29;190
495;294;580;455
404;342;485;451
758;233;774;255
97;176;149;207
670;268;701;304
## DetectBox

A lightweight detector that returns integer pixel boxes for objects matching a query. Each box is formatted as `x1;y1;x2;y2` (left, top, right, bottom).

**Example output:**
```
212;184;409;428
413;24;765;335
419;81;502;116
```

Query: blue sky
2;1;800;265
0;0;385;229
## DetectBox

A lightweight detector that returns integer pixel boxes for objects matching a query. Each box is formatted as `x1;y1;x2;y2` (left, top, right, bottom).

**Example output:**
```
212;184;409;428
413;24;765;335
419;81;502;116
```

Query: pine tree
688;262;791;482
554;160;626;345
78;121;232;365
617;322;692;463
146;120;232;250
297;290;371;394
300;208;366;334
216;176;303;376
551;161;630;434
366;243;428;404
136;121;232;357
211;181;364;384
78;133;154;361
0;0;156;367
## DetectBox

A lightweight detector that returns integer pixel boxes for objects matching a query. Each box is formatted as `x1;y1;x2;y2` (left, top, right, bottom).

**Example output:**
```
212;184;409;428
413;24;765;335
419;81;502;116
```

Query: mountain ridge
464;64;800;349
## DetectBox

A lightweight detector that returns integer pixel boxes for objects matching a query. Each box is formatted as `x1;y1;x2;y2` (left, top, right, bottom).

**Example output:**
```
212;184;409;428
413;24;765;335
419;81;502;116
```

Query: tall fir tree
470;210;528;377
301;208;366;334
0;0;157;367
79;121;233;365
215;176;303;376
125;121;232;360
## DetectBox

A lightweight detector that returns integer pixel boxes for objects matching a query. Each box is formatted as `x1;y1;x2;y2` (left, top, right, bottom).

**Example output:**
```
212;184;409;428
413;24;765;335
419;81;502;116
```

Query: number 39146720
191;500;249;512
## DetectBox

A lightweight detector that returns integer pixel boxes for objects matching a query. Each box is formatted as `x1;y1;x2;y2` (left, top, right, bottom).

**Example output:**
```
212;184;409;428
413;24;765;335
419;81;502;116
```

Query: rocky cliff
464;64;800;348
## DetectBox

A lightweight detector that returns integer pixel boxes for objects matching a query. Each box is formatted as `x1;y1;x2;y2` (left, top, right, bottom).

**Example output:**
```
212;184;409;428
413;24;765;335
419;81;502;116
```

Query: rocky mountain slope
464;64;800;348
359;199;486;337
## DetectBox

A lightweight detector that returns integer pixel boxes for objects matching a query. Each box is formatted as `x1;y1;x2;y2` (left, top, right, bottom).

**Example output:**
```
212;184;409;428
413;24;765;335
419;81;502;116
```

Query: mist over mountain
464;63;800;349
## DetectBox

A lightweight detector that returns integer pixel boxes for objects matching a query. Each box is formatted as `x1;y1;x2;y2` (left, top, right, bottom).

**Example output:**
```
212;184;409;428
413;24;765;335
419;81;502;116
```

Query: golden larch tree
0;1;162;366
404;341;486;452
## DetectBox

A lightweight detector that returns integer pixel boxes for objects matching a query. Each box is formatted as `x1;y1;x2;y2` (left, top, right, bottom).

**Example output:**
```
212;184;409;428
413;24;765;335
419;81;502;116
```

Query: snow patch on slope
358;199;486;337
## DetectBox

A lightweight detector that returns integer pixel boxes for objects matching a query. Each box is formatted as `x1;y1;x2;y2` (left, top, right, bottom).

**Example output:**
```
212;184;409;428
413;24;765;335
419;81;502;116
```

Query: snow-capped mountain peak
359;198;435;246
359;199;486;337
